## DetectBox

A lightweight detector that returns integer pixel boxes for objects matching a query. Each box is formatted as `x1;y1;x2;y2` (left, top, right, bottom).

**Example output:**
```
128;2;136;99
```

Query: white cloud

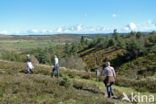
16;31;20;34
137;24;156;31
122;27;129;31
53;25;114;33
0;30;9;34
77;24;82;31
26;29;40;34
112;14;117;18
147;19;156;27
122;20;156;32
57;27;63;33
42;29;52;33
42;29;48;33
31;29;38;33
124;22;136;31
129;22;136;30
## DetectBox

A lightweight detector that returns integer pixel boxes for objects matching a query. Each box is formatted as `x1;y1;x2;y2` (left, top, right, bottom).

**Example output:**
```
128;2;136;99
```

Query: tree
70;42;79;55
126;39;146;59
108;38;116;47
113;29;119;39
36;49;52;64
112;29;125;48
64;43;71;56
129;31;136;37
150;31;156;35
94;35;105;49
80;36;85;45
136;32;143;39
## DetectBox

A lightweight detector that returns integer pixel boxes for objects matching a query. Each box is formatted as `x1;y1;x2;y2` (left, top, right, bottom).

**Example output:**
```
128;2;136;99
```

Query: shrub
60;56;86;70
60;75;73;88
115;76;156;92
1;53;25;62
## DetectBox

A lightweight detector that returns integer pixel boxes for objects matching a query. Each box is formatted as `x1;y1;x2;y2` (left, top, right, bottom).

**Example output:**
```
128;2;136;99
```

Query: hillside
78;33;156;71
0;60;116;104
0;60;155;104
116;53;156;79
79;47;125;70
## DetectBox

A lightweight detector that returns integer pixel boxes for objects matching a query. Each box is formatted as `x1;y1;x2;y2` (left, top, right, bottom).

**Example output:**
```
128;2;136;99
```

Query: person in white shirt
26;54;34;74
51;55;59;77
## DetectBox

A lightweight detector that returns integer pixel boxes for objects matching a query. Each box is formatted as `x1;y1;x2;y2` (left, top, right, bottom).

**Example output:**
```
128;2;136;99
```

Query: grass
0;35;80;52
0;60;155;104
73;77;156;104
0;60;115;104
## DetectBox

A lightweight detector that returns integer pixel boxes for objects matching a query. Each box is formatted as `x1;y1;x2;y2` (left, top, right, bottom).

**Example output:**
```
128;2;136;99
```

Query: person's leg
51;67;55;77
106;85;111;98
26;66;30;73
110;84;114;96
56;64;59;77
30;69;34;74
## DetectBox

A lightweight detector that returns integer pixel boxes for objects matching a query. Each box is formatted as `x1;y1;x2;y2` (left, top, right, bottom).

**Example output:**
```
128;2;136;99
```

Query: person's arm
112;68;116;78
101;69;107;76
99;69;107;81
54;58;57;68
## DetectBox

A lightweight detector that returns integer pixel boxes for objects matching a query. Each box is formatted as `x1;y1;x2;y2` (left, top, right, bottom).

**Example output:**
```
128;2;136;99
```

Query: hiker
51;55;59;77
26;54;34;74
101;61;116;98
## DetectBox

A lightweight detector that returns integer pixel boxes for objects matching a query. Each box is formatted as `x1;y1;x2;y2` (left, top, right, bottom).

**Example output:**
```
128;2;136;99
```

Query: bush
60;56;86;70
115;76;156;92
60;75;73;88
1;53;25;62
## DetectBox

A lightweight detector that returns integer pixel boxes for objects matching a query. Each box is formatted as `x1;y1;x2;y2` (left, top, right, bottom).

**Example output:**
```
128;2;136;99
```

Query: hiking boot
112;96;118;99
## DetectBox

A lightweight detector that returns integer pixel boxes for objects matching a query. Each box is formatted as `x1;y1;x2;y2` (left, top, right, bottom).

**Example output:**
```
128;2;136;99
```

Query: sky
0;0;156;35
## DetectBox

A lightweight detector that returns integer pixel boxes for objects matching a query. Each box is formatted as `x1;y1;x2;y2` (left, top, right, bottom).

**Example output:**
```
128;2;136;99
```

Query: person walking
26;54;34;74
101;61;116;98
51;55;59;78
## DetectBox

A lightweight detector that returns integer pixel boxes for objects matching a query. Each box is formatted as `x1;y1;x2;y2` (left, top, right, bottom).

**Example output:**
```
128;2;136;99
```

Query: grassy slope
0;60;116;104
116;53;156;79
0;60;155;104
79;47;125;70
79;34;156;71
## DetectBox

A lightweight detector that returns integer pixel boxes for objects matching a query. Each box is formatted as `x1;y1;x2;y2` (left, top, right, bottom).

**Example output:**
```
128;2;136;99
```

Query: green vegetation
0;31;156;103
0;60;116;104
0;35;80;52
0;60;155;104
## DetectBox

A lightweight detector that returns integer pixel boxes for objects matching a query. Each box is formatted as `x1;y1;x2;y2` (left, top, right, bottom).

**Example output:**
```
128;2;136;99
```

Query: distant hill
0;34;80;53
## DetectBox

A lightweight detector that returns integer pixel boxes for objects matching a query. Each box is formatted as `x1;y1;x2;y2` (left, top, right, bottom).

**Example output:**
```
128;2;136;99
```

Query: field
0;35;80;52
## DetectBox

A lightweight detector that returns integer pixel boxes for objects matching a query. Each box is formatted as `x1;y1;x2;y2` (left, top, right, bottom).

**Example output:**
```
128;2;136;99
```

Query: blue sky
0;0;156;35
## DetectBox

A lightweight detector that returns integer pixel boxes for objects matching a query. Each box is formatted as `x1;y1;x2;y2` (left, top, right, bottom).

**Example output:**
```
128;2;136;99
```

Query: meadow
0;60;155;104
0;35;80;52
